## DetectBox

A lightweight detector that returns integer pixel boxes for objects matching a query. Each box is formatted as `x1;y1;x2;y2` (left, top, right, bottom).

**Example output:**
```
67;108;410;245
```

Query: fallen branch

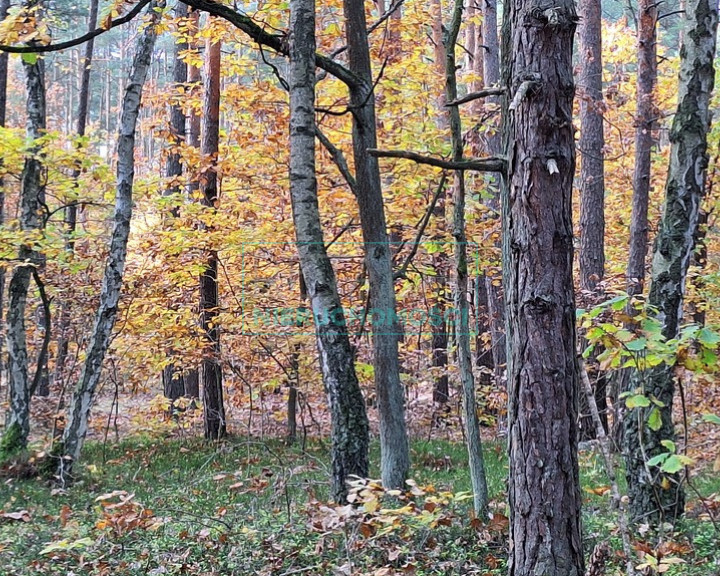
368;148;505;173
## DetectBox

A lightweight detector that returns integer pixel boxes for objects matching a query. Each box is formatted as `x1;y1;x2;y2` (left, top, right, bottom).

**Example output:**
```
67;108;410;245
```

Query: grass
0;434;717;575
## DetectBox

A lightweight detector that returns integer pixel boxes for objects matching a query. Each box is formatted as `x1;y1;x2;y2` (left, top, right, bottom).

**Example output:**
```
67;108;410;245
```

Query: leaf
21;52;37;65
697;327;720;348
647;407;662;431
0;510;31;522
661;455;685;474
625;394;651;409
702;413;720;425
647;453;669;467
660;440;676;453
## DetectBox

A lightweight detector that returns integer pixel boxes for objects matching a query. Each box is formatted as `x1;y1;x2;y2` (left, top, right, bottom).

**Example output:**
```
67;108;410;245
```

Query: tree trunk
0;0;10;389
626;0;657;297
624;0;717;525
289;0;370;500
60;4;160;471
342;0;409;489
55;0;100;386
502;1;584;574
200;29;226;441
1;24;46;458
578;0;605;291
445;0;488;518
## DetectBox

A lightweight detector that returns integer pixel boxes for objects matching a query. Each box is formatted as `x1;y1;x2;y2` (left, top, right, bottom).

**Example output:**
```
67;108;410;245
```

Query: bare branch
368;148;506;173
445;87;505;107
316;127;358;195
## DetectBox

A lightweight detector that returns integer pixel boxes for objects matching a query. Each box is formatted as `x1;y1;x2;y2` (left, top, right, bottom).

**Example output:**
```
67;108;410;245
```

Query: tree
342;0;409;489
288;0;369;501
199;22;226;440
626;0;657;297
502;0;584;574
445;0;488;518
60;2;161;473
623;0;718;525
0;0;11;388
1;0;47;459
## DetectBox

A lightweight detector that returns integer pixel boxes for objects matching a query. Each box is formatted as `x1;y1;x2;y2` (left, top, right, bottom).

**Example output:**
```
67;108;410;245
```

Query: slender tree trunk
1;19;47;458
624;0;717;525
502;1;584;574
626;0;657;297
60;4;160;471
200;29;226;440
289;0;369;500
55;0;100;389
0;0;11;389
445;0;488;518
162;1;189;403
342;0;409;489
481;0;506;387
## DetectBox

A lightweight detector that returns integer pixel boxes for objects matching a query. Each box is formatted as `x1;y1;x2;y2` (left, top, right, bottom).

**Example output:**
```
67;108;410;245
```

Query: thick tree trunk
60;4;160;471
445;0;488;518
624;0;717;525
289;0;369;501
200;30;226;440
626;0;657;297
55;0;100;387
2;35;46;458
342;0;409;489
502;1;584;575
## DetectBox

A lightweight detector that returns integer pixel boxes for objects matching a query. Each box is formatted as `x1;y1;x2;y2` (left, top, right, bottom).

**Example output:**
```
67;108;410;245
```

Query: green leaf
647;408;662;431
702;413;720;425
660;455;685;474
625;394;651;409
660;440;676;453
647;453;669;467
697;327;720;348
21;53;38;65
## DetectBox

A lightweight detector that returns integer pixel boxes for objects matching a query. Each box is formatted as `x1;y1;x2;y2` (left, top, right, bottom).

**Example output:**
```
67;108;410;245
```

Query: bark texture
578;0;605;291
289;0;369;501
626;0;657;296
501;1;584;574
446;0;488;518
0;0;10;387
342;0;409;489
3;27;46;457
623;0;717;525
200;30;226;440
61;3;160;469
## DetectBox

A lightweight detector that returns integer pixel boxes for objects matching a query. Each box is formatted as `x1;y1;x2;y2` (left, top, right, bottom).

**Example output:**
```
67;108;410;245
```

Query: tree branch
368;148;506;173
445;88;505;107
29;269;52;397
316;127;358;195
0;0;153;53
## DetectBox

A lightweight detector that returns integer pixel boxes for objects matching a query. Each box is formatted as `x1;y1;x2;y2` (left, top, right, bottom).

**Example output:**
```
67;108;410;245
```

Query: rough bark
200;30;226;441
0;0;10;388
624;0;717;525
342;0;409;489
626;0;657;297
445;0;488;518
60;3;160;470
55;0;100;385
2;26;46;458
501;1;584;574
578;0;605;291
289;0;369;501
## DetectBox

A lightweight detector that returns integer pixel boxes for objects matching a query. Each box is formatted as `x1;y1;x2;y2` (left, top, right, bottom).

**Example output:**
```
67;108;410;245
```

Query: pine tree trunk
200;30;226;440
289;0;370;501
624;0;717;525
2;29;46;458
445;0;488;518
502;1;584;574
60;4;160;471
342;0;409;489
626;0;657;296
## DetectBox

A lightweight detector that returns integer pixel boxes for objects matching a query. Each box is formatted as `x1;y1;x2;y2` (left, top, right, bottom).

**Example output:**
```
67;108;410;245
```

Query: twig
445;88;505;107
316;127;358;195
29;269;52;397
326;218;355;250
368;148;505;173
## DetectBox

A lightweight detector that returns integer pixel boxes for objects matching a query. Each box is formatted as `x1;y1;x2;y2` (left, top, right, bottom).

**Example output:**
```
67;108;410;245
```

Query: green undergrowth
0;435;717;575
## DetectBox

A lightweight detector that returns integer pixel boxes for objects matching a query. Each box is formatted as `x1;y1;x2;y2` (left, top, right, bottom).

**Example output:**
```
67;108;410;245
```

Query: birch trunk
0;0;10;388
502;0;584;573
624;0;717;524
60;4;160;471
289;0;369;501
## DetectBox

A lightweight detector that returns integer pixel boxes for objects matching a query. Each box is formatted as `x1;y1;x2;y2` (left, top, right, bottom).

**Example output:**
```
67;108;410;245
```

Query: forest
0;0;719;574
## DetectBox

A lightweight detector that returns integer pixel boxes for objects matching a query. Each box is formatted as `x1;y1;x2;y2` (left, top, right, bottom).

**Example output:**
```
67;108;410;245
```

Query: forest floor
0;434;719;576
